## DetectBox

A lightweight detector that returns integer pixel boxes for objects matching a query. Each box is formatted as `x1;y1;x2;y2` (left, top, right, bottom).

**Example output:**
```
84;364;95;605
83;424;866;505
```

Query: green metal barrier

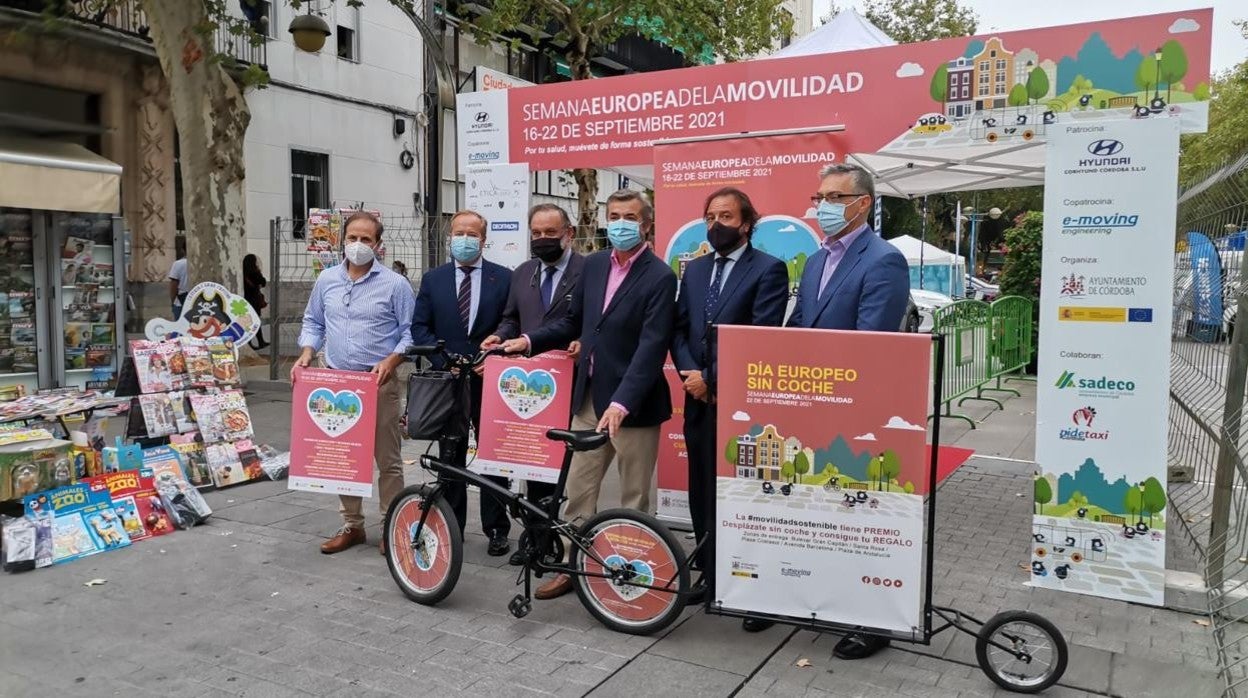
983;295;1036;397
928;299;996;427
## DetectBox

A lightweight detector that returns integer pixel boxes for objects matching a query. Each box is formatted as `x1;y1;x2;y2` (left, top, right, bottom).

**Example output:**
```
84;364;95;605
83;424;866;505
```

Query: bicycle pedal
507;594;532;619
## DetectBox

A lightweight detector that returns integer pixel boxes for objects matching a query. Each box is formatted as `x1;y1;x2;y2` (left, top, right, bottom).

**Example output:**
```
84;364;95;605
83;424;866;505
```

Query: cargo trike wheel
975;610;1068;693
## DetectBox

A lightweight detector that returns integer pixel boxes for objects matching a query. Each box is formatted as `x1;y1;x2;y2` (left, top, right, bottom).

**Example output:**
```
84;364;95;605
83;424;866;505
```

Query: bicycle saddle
546;429;610;452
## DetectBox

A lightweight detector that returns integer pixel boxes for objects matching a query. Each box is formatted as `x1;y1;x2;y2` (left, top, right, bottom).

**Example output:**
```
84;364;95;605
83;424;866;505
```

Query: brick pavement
0;381;1227;697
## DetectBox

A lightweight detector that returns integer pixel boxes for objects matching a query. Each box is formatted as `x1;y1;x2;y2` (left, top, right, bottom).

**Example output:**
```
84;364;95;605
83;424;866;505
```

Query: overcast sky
813;1;1246;73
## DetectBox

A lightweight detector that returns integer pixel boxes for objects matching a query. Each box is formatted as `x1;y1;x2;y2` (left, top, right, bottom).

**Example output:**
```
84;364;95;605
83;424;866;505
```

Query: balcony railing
1;0;267;68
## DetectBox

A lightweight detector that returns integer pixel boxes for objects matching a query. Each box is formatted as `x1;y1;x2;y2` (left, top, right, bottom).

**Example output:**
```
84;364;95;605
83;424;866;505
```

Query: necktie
458;266;473;332
541;265;557;311
705;257;730;319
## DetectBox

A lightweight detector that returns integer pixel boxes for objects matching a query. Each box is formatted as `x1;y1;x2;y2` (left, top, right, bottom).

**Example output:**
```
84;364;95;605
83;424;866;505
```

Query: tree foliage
1034;476;1052;514
1026;67;1049;103
1007;83;1028;107
930;63;948;103
1180;59;1248;186
1140;477;1166;526
794;451;811;480
999;212;1043;300
725;437;739;467
862;0;977;44
1123;486;1143;522
1159;39;1189;101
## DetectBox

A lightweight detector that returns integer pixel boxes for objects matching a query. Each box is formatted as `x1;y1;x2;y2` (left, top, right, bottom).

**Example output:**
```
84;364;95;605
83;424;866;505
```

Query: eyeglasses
810;192;869;206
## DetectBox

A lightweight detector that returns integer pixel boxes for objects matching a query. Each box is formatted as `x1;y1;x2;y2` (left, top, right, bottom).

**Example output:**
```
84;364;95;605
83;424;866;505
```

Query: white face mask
344;241;375;266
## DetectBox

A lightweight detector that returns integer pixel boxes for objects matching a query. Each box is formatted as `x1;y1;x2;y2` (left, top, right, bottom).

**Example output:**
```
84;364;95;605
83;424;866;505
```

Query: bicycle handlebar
406;340;506;371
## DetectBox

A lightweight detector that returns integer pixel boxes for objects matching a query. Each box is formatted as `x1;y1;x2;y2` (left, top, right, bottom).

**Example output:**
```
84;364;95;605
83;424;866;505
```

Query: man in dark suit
672;187;789;604
783;163;911;656
502;190;676;600
411;210;513;557
482;203;585;566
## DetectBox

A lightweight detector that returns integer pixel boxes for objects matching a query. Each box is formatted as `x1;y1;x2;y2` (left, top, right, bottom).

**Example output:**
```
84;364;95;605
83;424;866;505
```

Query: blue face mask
816;199;856;237
606;219;643;251
450;235;481;263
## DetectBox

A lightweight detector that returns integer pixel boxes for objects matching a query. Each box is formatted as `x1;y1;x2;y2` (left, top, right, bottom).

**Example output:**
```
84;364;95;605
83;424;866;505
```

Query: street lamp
959;206;1003;281
288;11;331;53
1153;48;1163;102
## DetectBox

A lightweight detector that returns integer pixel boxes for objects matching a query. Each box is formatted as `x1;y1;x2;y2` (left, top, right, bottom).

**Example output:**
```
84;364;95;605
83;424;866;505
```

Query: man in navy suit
482;203;585;566
502;190;676;600
411;210;513;557
671;187;788;598
781;163;910;654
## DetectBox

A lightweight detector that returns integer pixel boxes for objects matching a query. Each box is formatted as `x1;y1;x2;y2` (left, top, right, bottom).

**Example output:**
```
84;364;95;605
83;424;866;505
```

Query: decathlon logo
1087;139;1124;156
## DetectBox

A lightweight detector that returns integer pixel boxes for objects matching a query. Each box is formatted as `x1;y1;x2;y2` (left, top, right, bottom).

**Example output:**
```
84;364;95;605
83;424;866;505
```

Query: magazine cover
170;433;214;489
23;483;131;564
235;439;265;481
130;340;173;393
167;391;195;433
11;321;35;346
64;322;91;350
140;445;187;485
180;338;215;388
62;235;93;264
207;337;240;386
159;340;189;390
72;283;99;305
188;392;226;442
205;441;248;487
95;262;115;286
8;291;32;318
138;394;177;437
90;324;114;346
86;347;112;368
218;390;254;441
85;471;174;540
90;303;113;323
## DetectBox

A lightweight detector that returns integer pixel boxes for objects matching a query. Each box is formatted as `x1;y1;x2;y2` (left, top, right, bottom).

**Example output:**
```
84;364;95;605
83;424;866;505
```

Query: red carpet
927;445;976;485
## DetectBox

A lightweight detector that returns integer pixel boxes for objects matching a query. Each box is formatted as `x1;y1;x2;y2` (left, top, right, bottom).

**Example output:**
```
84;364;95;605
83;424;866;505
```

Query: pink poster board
475;352;575;483
289;367;378;497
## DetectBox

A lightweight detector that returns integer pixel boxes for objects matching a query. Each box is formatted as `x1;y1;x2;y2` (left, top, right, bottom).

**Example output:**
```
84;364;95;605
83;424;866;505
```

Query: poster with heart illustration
288;367;378;497
475;351;574;483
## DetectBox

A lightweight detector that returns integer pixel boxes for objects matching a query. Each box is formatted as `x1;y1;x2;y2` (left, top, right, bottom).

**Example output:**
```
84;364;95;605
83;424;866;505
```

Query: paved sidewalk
0;380;1224;697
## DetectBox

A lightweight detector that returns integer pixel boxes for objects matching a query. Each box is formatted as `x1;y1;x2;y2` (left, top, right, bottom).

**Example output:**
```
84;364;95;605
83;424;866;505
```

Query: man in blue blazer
780;163;911;654
671;187;788;598
411;210;513;557
503;190;676;600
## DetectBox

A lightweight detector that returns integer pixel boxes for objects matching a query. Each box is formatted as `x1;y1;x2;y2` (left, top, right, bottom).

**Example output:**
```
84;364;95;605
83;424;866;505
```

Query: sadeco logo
1059;406;1110;441
1055;370;1136;398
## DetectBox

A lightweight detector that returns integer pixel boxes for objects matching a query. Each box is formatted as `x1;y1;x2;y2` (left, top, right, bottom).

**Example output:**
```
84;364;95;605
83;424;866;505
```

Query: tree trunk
567;33;600;247
141;0;249;291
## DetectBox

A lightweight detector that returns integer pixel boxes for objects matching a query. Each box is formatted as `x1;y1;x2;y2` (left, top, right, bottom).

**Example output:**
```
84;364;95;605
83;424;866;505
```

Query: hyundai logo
474;111;489;123
1087;139;1124;156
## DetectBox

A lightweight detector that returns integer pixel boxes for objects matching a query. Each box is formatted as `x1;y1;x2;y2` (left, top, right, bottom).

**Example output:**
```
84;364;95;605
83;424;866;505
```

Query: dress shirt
298;261;415;371
603;247;641;311
818;223;870;296
455;256;485;331
711;241;748;290
539;246;572;296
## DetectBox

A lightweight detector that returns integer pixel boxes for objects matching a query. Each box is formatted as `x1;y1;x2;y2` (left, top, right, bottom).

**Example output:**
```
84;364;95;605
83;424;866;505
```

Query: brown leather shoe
320;526;365;554
535;573;573;600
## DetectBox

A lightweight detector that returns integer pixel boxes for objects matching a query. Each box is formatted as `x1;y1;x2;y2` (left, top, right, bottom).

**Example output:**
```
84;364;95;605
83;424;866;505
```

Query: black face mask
531;237;565;264
707;222;745;255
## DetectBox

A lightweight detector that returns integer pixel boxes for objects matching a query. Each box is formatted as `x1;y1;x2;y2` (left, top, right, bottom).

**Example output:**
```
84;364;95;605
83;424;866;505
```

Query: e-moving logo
1060;213;1139;229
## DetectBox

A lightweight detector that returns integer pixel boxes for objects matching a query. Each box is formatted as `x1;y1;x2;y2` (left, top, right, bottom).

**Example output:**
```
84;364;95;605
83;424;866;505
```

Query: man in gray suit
483;203;585;565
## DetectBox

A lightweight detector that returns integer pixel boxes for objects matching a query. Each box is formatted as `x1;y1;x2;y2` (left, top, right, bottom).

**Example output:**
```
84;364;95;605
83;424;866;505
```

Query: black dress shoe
833;632;890;659
685;584;707;606
487;532;511;557
508;548;526;566
742;618;775;633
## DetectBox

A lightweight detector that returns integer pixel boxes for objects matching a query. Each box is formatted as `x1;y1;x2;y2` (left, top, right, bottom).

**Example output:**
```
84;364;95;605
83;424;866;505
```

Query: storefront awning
0;135;121;213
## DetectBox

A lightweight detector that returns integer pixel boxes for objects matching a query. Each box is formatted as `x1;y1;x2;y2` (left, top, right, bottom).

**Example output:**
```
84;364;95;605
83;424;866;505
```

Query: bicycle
383;341;698;636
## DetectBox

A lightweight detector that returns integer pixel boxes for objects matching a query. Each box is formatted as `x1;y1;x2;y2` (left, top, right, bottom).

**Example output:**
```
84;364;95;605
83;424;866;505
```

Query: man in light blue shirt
295;211;416;555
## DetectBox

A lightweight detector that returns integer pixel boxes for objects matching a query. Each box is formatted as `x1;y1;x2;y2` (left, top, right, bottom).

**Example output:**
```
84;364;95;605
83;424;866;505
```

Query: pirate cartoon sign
144;282;260;344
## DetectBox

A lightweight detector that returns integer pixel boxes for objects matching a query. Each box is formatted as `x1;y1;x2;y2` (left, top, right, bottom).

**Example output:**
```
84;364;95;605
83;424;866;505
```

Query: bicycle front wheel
570;508;689;635
385;484;462;605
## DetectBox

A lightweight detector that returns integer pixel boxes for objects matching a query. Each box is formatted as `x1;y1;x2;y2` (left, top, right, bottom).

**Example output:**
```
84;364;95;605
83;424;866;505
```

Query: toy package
205;441;246;487
23;483;131;564
188;392;226;443
180;338;215;388
101;437;143;473
0;433;74;502
138;393;177;437
86;471;174;541
153;476;212;529
1;514;52;572
218;390;254;441
169;434;213;490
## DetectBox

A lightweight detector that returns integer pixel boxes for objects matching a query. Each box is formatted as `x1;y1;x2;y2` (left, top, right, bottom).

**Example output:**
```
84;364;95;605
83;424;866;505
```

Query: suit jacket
494;252;586;340
411;259;512;368
672;245;789;393
529;247;677;427
786;228;910;331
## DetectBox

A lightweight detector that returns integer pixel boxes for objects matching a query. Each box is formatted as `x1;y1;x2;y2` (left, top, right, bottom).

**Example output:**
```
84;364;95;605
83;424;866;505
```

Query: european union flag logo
1128;308;1154;323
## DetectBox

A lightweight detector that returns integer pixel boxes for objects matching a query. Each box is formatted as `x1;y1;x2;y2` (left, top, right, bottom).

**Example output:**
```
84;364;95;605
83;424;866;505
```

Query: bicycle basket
405;370;467;440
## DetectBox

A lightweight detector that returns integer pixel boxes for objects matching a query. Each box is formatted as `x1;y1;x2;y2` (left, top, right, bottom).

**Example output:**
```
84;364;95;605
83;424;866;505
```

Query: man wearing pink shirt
503;190;676;600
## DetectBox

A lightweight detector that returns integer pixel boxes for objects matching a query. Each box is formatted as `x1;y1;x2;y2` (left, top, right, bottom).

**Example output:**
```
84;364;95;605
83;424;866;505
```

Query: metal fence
929;295;1034;427
1169;151;1248;697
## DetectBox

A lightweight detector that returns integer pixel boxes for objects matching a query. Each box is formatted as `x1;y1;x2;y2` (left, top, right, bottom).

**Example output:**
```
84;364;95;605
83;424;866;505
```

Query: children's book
23;483;131;564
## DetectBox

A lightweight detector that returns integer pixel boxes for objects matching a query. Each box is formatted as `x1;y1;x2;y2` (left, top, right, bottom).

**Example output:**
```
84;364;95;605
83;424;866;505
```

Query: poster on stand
475;352;574;483
465;163;531;270
289;367;378;497
1032;117;1178;605
143;282;260;346
715;326;931;633
655;363;690;526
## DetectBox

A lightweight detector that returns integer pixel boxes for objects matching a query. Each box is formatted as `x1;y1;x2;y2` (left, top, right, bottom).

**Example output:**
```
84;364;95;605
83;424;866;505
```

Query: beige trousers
563;394;661;527
338;374;405;528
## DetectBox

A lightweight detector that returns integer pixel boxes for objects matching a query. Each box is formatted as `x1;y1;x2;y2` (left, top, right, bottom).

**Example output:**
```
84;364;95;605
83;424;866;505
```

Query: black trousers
439;374;512;538
683;397;717;573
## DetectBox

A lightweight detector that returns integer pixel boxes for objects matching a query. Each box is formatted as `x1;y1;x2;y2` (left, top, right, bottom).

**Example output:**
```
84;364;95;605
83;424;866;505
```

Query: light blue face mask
816;199;860;237
606;219;643;251
450;235;481;263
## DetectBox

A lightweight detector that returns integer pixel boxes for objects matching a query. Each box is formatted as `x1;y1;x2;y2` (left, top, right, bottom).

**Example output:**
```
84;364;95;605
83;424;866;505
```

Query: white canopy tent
768;8;896;59
888;234;967;297
848;140;1047;198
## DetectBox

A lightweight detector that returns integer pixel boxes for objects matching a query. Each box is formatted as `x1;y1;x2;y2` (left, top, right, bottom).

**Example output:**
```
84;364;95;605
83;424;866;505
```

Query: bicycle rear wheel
571;508;689;636
385;484;462;605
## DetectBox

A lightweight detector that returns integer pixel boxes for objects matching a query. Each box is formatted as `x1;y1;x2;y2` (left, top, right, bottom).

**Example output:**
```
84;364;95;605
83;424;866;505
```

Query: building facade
971;37;1015;111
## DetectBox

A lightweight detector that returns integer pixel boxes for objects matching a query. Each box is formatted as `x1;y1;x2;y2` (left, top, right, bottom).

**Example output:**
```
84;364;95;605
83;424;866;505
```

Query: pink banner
289;367;378;497
656;362;690;525
475;352;575;483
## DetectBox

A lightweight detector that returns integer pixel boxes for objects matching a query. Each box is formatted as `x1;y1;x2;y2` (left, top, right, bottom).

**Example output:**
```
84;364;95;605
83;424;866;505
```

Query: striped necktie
458;266;473;332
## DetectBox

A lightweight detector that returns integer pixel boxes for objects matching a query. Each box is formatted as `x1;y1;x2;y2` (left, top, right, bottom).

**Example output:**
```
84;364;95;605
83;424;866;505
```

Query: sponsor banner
456;90;510;169
475;352;575;483
468;10;1210;171
464;162;531;270
289;368;378;497
1034;117;1179;605
1186;231;1223;338
477;66;534;92
715;326;930;633
656;363;690;526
